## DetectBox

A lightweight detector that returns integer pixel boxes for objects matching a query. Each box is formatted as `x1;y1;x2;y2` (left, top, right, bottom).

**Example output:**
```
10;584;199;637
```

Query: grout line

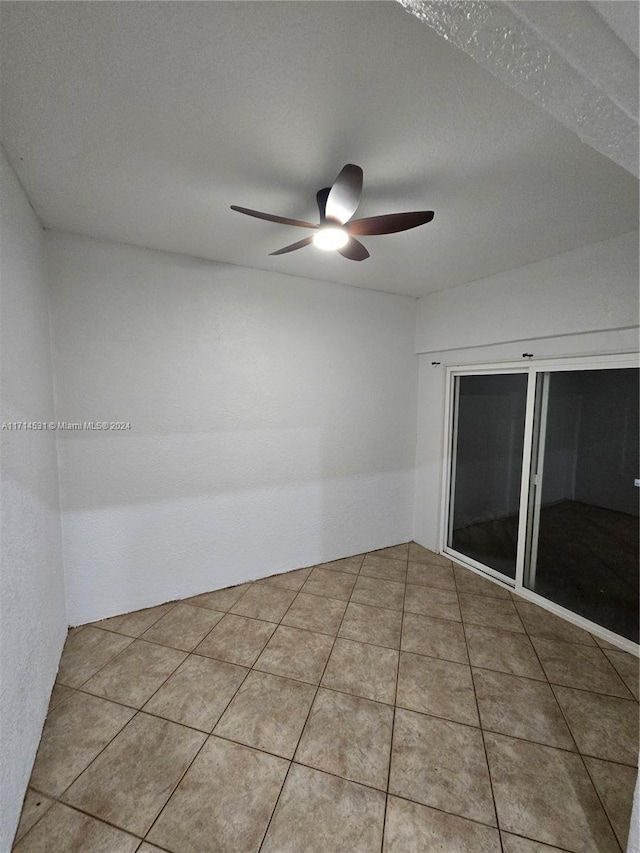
23;797;145;844
578;752;627;852
73;640;189;701
454;569;505;853
601;649;640;698
141;656;256;845
549;678;626;851
527;630;625;852
498;828;582;853
23;547;639;851
381;548;410;853
11;789;56;847
34;645;254;845
24;774;515;840
256;547;375;852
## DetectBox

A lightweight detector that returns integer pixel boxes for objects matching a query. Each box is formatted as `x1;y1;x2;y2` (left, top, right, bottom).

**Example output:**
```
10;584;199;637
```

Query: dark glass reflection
449;373;528;580
525;368;639;643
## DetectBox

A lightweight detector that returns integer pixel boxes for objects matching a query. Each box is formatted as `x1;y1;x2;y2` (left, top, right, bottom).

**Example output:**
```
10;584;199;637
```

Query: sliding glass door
524;367;639;643
447;373;528;581
444;358;639;645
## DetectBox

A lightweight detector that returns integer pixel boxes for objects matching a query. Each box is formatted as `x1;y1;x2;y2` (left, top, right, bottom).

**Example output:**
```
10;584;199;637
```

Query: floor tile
81;640;187;707
397;651;478;725
389;708;496;826
408;542;452;566
591;633;619;650
147;736;288;853
47;683;74;712
371;543;409;561
296;688;393;789
406;560;455;590
583;756;637;849
55;627;133;688
140;603;224;651
515;600;597;645
401;611;468;663
13;803;139;853
404;584;460;620
93;602;176;638
321;637;398;704
552;685;639;765
143;654;248;732
256;566;312;590
532;638;632;697
300;567;357;601
260;764;386;853
29;691;135;797
351;576;405;611
604;648;639;700
63;713;205;836
13;790;55;843
229;584;297;622
338;601;402;648
360;554;407;582
459;594;525;632
501;834;573;852
214;670;315;758
484;732;619;852
314;554;364;574
185;582;252;612
473;669;574;749
454;566;511;598
195;613;276;666
465;624;545;680
384;796;501;853
254;625;334;683
24;544;639;852
281;592;346;635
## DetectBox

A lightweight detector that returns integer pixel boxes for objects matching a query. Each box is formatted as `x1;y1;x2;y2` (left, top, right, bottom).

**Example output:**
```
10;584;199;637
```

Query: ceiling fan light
313;227;349;251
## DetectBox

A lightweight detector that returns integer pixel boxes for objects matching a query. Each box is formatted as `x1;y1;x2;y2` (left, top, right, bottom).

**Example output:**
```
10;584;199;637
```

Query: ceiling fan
230;164;434;262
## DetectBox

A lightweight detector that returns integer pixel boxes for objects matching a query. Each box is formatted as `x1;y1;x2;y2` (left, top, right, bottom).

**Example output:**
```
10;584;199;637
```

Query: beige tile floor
13;542;640;852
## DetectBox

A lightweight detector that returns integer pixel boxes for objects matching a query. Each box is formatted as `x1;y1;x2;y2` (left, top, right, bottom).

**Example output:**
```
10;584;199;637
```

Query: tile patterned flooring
13;542;640;852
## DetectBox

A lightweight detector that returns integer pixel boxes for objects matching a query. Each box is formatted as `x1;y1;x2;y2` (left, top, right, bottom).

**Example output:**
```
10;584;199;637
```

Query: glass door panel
524;368;639;643
448;373;528;580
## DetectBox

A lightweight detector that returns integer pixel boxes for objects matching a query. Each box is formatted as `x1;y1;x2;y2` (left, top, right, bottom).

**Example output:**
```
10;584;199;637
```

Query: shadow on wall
49;233;418;625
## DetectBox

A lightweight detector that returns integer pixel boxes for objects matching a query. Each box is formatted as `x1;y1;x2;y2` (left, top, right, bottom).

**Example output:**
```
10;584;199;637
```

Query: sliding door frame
439;352;639;655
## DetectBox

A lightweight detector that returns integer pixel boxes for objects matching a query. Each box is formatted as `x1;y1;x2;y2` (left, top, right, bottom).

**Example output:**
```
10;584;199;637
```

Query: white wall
47;232;418;626
416;231;639;354
0;149;67;849
413;231;639;550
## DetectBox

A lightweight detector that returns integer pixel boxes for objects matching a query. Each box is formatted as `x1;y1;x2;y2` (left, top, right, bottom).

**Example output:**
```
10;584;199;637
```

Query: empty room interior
1;2;639;852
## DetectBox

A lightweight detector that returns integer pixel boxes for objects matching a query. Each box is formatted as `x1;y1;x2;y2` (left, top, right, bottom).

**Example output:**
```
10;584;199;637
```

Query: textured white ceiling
402;0;639;175
1;1;637;297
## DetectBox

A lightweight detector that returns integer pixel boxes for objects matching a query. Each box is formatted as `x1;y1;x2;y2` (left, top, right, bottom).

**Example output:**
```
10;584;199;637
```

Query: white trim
438;366;455;555
441;366;528;582
445;352;638;373
526;370;550;587
444;547;515;588
445;554;639;656
514;367;537;588
446;377;461;547
516;586;640;657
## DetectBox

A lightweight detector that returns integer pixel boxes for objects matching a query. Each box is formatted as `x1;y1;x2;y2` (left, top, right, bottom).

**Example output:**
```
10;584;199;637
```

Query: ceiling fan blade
347;211;434;235
316;187;330;224
231;205;317;229
337;237;370;262
269;236;315;256
325;164;363;224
